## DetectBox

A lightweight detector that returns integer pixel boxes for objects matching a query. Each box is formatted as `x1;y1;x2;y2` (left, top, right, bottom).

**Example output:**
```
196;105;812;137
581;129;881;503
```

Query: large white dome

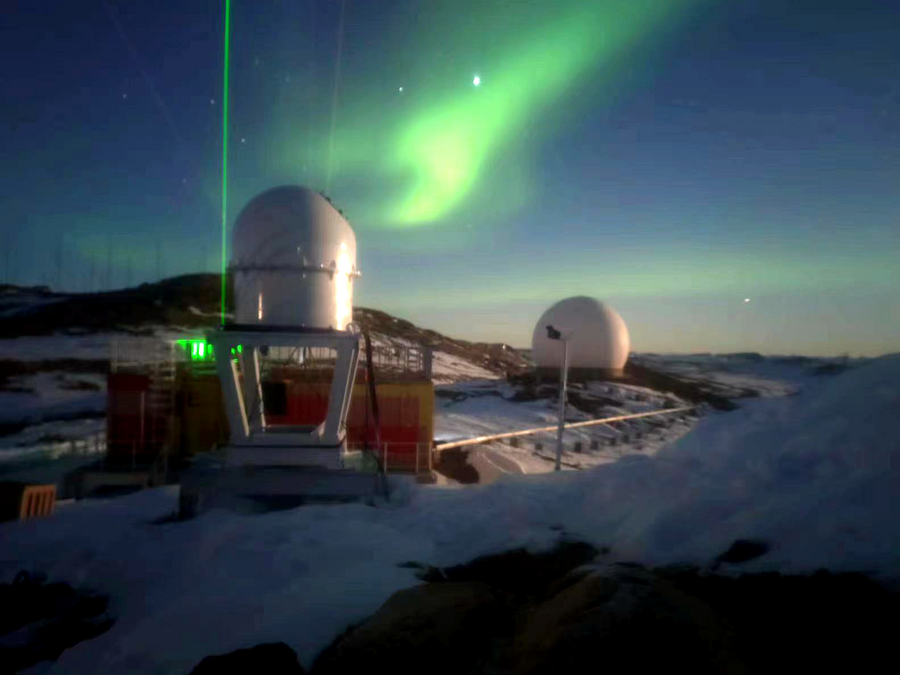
531;297;630;373
231;186;358;330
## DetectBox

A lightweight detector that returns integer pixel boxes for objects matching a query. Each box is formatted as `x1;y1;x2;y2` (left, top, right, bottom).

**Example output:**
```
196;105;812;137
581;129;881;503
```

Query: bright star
472;75;481;86
210;98;215;105
398;86;404;92
744;298;751;303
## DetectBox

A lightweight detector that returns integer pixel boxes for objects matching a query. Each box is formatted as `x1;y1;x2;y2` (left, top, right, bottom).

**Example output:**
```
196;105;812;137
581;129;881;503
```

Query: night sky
2;0;898;355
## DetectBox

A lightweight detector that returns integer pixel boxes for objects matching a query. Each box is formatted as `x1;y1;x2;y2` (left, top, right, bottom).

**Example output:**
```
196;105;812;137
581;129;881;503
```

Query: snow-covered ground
0;420;105;465
0;330;188;362
430;349;497;383
2;354;897;674
633;352;864;399
0;333;131;465
0;370;107;467
0;372;106;423
435;379;696;475
367;332;499;383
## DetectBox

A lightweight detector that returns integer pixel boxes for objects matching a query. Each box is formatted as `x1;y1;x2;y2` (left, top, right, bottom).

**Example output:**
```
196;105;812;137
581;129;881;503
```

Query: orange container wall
268;380;435;455
109;365;434;460
107;373;152;459
178;372;230;454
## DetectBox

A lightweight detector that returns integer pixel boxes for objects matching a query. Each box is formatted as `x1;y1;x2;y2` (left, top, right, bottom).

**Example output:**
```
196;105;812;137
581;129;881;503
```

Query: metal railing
112;338;176;373
347;441;432;474
362;345;430;377
434;407;696;452
112;336;434;380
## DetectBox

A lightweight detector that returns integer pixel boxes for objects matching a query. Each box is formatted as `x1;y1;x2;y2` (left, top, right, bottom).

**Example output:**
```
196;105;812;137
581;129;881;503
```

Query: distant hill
0;275;531;379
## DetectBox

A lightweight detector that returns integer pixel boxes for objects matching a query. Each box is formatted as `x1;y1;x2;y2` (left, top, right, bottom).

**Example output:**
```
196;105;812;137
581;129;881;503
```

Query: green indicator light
191;343;199;357
199;343;205;357
237;344;243;354
231;347;236;355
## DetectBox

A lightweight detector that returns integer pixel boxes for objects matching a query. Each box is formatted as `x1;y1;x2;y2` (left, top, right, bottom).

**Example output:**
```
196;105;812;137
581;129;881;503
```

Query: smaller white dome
531;297;630;372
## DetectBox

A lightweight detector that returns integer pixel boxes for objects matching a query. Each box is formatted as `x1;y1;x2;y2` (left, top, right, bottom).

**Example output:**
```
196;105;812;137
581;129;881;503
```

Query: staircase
144;344;175;481
108;338;176;477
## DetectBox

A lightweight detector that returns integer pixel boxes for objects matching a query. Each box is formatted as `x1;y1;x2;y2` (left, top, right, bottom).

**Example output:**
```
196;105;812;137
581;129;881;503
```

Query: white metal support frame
239;347;265;434
208;329;361;469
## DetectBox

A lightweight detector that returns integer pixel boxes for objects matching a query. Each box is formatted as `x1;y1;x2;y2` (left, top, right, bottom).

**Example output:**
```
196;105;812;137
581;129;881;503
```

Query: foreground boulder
311;543;746;675
510;563;746;674
189;642;305;674
311;582;502;675
302;541;899;675
420;541;600;599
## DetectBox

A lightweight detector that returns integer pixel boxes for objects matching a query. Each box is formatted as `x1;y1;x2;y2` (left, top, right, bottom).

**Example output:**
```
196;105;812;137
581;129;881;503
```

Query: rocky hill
0;275;531;379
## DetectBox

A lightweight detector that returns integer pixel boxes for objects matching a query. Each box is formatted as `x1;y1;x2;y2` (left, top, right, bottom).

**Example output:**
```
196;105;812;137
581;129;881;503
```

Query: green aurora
266;0;700;229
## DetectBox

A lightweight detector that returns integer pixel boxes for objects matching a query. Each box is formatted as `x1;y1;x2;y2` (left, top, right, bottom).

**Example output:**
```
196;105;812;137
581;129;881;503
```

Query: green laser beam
325;0;346;193
220;0;231;325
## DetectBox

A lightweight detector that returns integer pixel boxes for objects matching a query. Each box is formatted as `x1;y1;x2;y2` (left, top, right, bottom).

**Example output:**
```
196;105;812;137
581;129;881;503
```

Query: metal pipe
554;339;569;472
137;392;145;469
434;407;695;452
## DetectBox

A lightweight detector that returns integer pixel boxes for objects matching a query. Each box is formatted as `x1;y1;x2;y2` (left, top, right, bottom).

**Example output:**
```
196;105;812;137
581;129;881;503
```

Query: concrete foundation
179;463;385;519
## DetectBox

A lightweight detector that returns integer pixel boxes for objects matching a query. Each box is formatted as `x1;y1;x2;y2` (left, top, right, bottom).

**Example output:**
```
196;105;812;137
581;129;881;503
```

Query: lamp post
546;325;571;472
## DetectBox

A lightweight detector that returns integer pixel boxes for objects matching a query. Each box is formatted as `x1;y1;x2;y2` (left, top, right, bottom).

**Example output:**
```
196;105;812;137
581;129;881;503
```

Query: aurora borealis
295;0;693;227
3;0;899;355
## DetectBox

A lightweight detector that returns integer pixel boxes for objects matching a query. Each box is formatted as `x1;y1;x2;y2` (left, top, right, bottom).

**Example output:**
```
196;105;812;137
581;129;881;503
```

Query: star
210;98;215;105
122;93;127;100
473;75;481;86
744;298;751;303
398;86;404;92
241;137;246;143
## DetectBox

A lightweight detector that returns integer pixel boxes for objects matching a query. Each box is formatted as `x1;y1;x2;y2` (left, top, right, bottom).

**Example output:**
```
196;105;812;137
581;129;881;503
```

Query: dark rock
509;563;747;675
723;352;765;362
716;539;769;565
323;545;900;675
189;642;305;674
813;362;849;376
623;361;737;410
311;582;501;675
433;448;479;484
419;541;599;600
657;567;899;674
0;571;113;673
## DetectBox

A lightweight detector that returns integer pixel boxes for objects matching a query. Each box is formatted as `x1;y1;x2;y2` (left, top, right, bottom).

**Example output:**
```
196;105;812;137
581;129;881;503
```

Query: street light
546;324;572;471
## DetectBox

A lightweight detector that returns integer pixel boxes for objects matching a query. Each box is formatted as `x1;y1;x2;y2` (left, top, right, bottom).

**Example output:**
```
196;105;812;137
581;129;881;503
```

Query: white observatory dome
231;186;359;330
531;297;630;375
